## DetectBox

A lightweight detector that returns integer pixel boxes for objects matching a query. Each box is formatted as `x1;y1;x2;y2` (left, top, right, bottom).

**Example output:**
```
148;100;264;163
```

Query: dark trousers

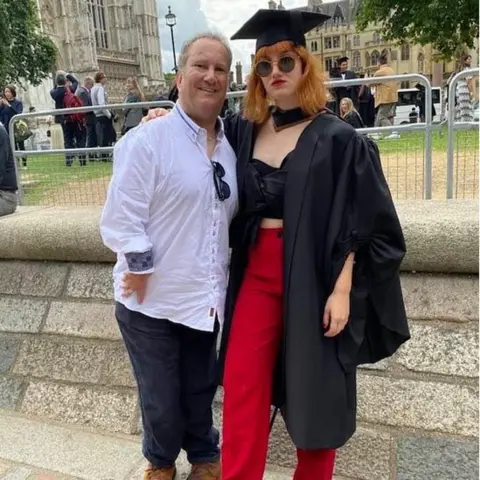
86;122;98;160
96;116;113;161
115;302;220;467
62;122;86;166
15;140;26;167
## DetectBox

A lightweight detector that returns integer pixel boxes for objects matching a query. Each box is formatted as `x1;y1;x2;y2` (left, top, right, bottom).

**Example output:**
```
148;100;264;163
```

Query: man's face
85;80;94;90
177;38;229;122
340;61;348;72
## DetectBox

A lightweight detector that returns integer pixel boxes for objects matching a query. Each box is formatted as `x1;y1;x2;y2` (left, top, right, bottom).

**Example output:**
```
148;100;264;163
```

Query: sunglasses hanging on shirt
212;161;231;201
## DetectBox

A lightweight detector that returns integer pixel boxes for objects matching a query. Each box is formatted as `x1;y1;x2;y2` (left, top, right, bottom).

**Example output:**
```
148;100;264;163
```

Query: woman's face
126;78;133;91
4;88;13;101
340;99;349;114
256;47;303;104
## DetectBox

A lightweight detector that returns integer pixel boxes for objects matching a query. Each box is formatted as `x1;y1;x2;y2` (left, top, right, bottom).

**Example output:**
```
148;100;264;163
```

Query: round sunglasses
254;55;297;78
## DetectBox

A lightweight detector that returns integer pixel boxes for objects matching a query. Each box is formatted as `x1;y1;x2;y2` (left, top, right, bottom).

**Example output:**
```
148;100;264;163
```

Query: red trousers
222;228;336;479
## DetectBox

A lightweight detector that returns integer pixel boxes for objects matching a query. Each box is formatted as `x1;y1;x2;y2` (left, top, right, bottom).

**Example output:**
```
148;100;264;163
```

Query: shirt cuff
125;250;154;273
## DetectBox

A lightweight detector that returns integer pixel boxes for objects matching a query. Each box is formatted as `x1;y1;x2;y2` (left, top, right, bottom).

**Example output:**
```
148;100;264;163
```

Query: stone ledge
0;201;478;273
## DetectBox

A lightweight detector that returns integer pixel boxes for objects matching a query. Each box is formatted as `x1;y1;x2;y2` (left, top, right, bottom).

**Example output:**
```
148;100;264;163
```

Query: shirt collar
173;102;225;143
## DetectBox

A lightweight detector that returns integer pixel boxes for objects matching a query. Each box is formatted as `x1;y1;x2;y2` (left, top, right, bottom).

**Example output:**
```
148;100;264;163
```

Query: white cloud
157;0;310;79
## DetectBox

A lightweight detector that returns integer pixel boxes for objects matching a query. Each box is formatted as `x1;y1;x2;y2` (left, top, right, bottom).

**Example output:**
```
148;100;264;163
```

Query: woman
122;76;145;135
0;86;27;167
339;97;364;129
221;9;409;480
143;9;409;480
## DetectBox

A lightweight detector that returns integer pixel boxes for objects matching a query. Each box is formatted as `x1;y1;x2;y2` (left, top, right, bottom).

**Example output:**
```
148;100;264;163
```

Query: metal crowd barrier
9;100;175;204
230;73;434;199
446;68;479;199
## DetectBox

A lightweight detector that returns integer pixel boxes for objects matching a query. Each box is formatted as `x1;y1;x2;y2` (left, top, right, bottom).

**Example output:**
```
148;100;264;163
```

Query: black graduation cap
231;9;330;52
337;56;349;64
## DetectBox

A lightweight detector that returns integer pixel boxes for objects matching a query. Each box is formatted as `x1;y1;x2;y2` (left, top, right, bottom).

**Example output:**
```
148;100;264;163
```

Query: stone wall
0;202;478;480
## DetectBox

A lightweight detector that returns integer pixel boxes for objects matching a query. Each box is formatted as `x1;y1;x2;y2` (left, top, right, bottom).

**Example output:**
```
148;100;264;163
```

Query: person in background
122;76;145;135
0;86;27;168
357;74;376;127
50;71;84;166
339;97;364;129
330;56;359;113
409;107;419;123
0;122;17;217
372;54;399;138
76;76;98;161
91;71;113;160
26;106;41;151
415;83;436;123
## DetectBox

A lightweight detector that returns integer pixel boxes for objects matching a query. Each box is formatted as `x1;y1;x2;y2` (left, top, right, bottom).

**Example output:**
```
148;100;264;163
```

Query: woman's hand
323;289;350;337
142;108;169;123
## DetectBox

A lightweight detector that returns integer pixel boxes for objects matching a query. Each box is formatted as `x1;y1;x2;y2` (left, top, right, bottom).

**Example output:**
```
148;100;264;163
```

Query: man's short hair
379;54;388;65
55;71;67;86
178;32;233;71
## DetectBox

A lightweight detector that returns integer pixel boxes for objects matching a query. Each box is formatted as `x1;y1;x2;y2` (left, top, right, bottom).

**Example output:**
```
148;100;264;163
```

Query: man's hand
121;272;152;304
142;108;169;123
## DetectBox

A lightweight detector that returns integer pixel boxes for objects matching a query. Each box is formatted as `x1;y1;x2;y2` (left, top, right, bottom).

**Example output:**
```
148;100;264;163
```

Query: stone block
21;380;138;434
0;376;23;409
66;264;114;300
43;301;120;340
358;358;390;371
401;273;478;321
0;334;22;373
335;427;391;480
0;460;12;476
101;344;136;388
0;261;69;297
394;324;478;377
13;337;106;384
0;298;48;333
397;436;479;480
358;374;478;436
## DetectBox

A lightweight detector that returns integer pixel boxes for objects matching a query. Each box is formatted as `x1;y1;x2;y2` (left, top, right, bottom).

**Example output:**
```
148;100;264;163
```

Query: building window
371;50;380;66
353;35;360;47
353;51;361;69
401;44;410;61
417;52;425;72
333;36;340;48
324;37;332;49
325;57;334;72
390;49;398;61
365;51;371;67
88;0;109;49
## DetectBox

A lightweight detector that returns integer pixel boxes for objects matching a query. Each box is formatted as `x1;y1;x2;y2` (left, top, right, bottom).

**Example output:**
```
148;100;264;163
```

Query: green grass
18;154;112;205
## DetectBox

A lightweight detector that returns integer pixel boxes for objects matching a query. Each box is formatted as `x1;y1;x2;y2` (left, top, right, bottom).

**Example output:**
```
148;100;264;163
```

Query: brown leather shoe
143;463;177;480
187;461;221;480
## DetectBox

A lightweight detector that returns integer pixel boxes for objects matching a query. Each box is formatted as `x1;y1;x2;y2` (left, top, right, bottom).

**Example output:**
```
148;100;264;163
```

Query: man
372;54;398;128
76;76;97;161
91;71;114;160
0;123;17;217
100;32;238;480
50;71;85;166
331;56;359;112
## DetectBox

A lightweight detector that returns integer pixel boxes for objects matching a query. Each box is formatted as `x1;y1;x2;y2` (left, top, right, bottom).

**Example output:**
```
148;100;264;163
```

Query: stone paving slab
0;411;300;480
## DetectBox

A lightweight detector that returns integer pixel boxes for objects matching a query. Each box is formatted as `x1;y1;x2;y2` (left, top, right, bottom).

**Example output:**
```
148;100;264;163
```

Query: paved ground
0;411;295;480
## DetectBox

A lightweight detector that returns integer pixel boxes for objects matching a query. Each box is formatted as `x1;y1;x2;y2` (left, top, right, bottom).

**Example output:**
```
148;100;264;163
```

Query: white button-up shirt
100;103;238;332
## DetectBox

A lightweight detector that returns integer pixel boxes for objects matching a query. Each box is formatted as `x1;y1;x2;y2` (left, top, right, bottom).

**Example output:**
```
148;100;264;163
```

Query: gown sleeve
332;133;410;370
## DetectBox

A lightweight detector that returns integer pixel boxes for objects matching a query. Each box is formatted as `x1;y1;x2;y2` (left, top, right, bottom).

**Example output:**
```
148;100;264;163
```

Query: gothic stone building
23;0;164;110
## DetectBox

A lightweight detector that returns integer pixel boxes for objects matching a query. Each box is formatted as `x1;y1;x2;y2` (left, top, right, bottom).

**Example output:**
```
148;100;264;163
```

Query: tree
356;0;479;60
164;72;176;86
0;0;57;87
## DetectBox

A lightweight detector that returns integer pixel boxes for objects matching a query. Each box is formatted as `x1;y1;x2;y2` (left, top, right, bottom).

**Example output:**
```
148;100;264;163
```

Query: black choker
271;106;313;132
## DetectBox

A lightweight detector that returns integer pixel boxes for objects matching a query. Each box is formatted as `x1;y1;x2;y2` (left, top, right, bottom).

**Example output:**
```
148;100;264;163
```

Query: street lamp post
165;6;177;72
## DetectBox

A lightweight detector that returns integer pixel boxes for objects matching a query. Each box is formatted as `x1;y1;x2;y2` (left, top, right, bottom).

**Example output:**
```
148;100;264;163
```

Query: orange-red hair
243;41;328;124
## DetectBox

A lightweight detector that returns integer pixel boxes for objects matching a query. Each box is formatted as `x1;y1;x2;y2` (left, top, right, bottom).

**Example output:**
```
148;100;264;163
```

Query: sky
156;0;316;79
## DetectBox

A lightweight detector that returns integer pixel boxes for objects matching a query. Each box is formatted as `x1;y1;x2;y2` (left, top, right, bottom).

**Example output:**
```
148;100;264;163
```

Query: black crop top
242;153;290;220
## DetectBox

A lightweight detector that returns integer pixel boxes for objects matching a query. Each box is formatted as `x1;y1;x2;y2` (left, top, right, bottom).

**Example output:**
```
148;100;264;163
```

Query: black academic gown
219;112;410;450
331;70;359;111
